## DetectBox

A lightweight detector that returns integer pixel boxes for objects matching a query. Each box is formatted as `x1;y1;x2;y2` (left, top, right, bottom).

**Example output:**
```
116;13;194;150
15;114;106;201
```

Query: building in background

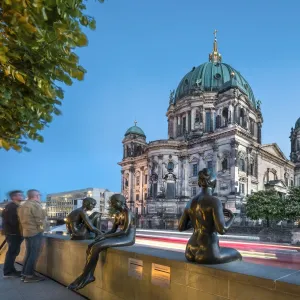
46;188;116;220
290;118;300;186
118;33;299;228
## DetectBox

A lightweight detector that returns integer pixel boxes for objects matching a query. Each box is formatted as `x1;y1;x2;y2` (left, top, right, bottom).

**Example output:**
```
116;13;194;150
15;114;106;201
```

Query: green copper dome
175;62;256;107
295;118;300;130
125;124;146;137
174;32;256;107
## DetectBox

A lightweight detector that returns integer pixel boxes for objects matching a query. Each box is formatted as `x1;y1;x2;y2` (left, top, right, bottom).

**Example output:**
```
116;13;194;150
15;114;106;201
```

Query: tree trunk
266;217;270;228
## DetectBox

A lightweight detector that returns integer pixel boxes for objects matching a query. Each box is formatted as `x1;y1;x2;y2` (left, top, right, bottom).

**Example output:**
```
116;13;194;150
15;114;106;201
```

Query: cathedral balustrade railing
148;139;179;146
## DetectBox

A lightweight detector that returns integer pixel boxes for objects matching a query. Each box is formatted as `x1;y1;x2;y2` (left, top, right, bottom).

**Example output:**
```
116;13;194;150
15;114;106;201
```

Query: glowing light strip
137;229;259;240
136;232;300;251
135;240;277;260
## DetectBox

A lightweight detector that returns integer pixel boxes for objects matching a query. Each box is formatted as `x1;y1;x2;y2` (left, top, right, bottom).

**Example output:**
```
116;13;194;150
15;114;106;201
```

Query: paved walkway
0;264;86;300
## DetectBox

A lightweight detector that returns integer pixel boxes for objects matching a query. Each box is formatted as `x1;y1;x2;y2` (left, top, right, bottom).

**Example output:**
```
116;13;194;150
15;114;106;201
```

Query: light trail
136;233;300;251
135;239;278;260
137;229;259;240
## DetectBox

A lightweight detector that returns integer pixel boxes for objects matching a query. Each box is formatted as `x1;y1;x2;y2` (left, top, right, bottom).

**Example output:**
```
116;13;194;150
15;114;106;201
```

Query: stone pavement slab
0;264;86;300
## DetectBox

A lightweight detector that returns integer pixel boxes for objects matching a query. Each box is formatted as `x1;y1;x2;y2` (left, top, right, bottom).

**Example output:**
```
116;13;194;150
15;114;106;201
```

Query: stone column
228;104;232;125
140;167;144;215
121;170;124;194
174;116;177;137
212;143;218;173
185;111;188;132
157;155;164;195
230;139;239;193
183;157;190;196
129;166;135;212
167;119;172;139
203;110;207;132
178;157;183;196
191;108;196;130
246;148;251;195
233;105;238;124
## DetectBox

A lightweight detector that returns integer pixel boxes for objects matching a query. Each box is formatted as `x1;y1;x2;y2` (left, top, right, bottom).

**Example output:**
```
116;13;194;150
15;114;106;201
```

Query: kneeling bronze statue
66;197;103;240
179;168;242;264
68;194;136;290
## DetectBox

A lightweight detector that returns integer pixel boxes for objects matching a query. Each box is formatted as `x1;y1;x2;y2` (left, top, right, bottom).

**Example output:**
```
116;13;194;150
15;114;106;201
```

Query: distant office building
46;188;116;219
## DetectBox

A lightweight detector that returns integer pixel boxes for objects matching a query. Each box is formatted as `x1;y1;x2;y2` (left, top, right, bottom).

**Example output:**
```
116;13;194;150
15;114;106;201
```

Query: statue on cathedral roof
169;89;175;105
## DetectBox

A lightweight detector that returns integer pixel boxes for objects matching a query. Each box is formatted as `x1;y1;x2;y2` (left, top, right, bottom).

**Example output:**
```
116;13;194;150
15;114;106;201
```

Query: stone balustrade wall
0;234;299;300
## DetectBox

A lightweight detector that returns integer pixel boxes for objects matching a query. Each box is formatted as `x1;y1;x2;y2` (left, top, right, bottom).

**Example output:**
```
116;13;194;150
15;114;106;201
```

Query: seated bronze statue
66;197;103;240
179;168;242;264
68;194;136;290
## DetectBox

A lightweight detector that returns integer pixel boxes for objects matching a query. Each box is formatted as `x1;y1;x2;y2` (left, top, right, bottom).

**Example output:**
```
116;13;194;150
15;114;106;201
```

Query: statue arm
80;211;101;234
213;200;234;235
178;209;191;232
104;222;118;235
100;210;131;239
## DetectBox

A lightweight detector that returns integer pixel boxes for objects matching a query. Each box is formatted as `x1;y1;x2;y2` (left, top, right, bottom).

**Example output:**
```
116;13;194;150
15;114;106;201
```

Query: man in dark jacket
2;190;24;277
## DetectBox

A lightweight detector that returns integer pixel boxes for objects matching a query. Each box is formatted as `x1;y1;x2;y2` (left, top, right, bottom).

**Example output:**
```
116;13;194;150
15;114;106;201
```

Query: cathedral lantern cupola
209;29;222;63
123;121;147;159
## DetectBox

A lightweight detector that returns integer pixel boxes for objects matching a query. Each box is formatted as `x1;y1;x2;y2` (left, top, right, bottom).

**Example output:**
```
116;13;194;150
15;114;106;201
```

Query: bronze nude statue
66;197;103;240
68;194;136;290
179;168;242;264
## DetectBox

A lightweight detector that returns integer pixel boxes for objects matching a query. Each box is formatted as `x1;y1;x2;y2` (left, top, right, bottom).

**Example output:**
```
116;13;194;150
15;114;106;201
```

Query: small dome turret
124;121;146;138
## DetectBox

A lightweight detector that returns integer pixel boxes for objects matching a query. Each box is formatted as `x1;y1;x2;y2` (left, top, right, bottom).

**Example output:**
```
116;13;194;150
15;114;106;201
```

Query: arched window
239;108;246;128
239;158;245;172
250;162;254;176
167;161;174;172
222;107;229;127
136;145;142;156
222;158;228;171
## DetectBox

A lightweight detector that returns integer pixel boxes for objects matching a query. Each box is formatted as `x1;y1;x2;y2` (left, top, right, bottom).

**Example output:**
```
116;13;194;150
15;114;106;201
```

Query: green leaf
0;0;101;152
15;73;26;84
37;136;44;143
89;19;96;30
1;139;11;151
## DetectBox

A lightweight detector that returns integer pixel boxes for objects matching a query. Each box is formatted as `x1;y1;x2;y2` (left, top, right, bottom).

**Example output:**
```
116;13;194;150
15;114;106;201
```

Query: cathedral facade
118;34;300;224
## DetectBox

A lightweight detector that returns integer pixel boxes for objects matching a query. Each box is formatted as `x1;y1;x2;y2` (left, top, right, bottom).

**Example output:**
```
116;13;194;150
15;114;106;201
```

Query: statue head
82;197;97;211
110;194;126;211
198;168;216;192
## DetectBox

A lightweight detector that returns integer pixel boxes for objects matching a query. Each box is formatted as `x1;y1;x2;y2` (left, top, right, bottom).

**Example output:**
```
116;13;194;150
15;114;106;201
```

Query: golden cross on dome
213;29;218;40
209;29;221;62
134;120;137;126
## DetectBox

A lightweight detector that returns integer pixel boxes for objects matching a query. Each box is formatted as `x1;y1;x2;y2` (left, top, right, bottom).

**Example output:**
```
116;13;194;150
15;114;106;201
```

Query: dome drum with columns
118;31;298;228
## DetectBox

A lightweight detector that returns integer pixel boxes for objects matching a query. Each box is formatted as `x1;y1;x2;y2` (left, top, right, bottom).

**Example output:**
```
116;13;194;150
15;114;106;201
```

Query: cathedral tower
290;118;300;186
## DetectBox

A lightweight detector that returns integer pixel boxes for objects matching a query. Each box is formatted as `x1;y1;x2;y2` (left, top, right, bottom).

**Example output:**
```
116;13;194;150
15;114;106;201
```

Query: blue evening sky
1;0;299;200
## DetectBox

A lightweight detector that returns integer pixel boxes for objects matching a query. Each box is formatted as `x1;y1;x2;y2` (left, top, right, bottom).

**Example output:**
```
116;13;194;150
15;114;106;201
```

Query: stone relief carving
189;155;200;163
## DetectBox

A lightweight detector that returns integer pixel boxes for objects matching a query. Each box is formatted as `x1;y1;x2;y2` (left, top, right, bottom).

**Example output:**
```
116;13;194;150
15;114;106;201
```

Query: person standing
18;189;46;283
2;190;24;277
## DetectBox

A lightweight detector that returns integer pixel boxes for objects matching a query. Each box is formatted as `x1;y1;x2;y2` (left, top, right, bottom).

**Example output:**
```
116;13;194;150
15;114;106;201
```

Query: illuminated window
192;164;198;177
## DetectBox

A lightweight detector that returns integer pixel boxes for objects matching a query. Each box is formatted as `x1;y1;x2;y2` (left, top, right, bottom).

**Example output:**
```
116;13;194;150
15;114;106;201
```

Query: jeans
3;235;24;275
22;233;43;276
